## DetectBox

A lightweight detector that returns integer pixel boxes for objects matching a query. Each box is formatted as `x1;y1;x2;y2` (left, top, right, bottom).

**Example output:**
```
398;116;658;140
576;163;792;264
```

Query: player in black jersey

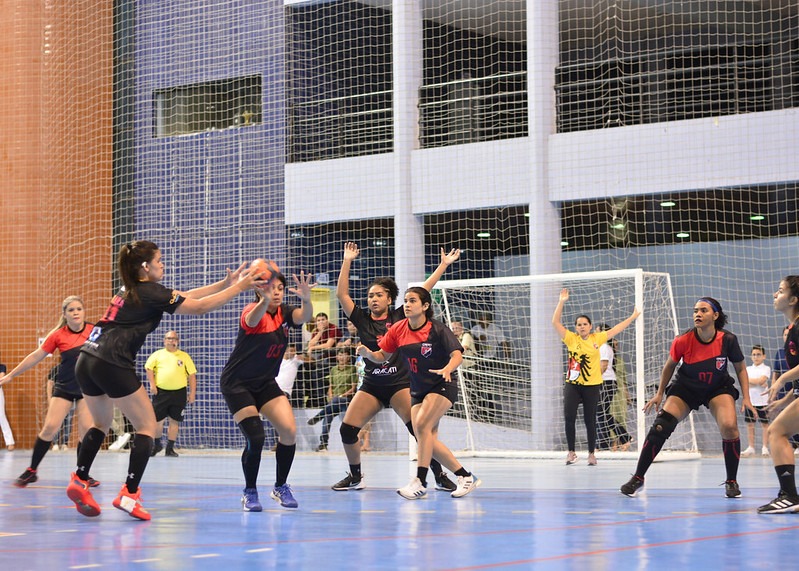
760;276;799;513
359;286;480;499
220;270;314;511
331;242;461;492
66;240;264;521
620;297;753;499
0;296;99;487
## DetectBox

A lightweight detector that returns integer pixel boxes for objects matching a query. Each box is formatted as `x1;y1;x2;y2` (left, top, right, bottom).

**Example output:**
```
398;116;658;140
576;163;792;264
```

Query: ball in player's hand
250;258;279;283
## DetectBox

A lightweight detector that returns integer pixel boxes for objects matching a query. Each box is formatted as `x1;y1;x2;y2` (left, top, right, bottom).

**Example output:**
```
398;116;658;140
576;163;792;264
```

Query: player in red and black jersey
331;242;461;492
359;286;481;500
621;297;754;499
66;240;263;521
220;270;314;511
760;276;799;513
0;296;99;488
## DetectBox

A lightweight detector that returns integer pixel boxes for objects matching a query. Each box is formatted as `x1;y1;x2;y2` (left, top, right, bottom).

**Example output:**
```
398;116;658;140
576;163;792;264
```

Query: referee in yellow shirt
145;331;197;457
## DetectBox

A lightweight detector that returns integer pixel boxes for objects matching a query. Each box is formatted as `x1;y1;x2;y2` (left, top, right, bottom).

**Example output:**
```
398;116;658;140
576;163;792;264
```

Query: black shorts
744;405;769;424
75;353;141;399
411;380;459;406
152;387;188;422
358;380;408;409
666;379;740;412
221;378;286;416
52;386;83;402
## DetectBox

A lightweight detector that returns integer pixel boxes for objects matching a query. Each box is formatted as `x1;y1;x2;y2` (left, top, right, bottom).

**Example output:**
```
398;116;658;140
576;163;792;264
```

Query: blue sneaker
241;487;262;512
270;483;298;509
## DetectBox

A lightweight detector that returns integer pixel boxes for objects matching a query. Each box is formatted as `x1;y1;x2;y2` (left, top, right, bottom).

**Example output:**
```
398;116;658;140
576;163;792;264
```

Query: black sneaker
87;477;101;488
724;479;741;498
307;413;322;426
331;472;365;491
315;442;328;452
150;440;163;457
757;491;799;514
620;475;644;496
165;448;179;457
14;468;38;487
434;472;457;492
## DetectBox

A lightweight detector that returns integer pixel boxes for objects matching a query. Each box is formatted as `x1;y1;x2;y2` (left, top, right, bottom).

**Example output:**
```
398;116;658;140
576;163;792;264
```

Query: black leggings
563;383;601;453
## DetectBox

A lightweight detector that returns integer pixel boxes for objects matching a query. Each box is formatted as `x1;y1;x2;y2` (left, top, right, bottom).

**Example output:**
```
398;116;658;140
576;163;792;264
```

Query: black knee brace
405;421;416;438
238;416;265;452
340;422;361;445
647;410;678;445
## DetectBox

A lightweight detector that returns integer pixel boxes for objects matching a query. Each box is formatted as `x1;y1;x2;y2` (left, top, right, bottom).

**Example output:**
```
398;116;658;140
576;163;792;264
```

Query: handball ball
250;258;279;283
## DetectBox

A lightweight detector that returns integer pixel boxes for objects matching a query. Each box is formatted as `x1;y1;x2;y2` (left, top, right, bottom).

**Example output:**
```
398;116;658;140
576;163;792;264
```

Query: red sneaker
66;472;101;517
112;485;151;521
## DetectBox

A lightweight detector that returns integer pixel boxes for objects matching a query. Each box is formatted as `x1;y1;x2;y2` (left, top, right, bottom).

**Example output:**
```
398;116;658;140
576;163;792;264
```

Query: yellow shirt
561;330;608;386
144;348;197;390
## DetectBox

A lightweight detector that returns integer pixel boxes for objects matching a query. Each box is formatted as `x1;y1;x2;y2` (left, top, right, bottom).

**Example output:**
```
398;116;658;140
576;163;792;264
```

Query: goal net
420;269;704;459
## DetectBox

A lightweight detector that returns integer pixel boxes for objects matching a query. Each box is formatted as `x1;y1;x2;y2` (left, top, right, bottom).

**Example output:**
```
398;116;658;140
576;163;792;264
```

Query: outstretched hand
559;289;570;303
343;242;360;262
440;247;461;266
290;271;317;302
225;262;247;287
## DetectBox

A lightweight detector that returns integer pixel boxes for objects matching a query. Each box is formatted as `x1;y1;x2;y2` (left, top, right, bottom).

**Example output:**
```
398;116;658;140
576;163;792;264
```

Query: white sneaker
397;477;427;500
451;474;482;498
109;432;131;452
762;446;770;456
52;444;60;452
741;446;755;456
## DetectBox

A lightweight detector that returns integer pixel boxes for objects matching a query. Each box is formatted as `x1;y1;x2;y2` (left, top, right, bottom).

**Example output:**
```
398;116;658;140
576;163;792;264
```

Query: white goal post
412;269;703;459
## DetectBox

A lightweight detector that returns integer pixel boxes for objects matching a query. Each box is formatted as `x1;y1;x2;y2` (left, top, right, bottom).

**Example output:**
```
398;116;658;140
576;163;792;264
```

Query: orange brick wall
0;1;113;447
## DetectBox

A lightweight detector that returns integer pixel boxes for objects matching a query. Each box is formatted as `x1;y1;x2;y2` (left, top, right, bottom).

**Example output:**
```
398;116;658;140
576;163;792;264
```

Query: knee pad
238;416;265;451
405;421;416;438
340;422;361;445
648;410;678;443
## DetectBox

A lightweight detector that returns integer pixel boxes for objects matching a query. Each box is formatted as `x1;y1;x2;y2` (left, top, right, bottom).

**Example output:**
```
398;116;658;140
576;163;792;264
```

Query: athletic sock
454;467;469;478
633;436;665;479
275;442;296;487
775;464;798;497
166;439;176;451
349;463;362;480
430;458;444;477
75;428;106;480
30;437;52;471
416;466;429;487
125;434;154;493
722;438;741;481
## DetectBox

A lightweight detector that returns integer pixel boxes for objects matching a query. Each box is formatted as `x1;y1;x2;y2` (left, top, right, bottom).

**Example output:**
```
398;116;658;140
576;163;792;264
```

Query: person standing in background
145;331;197;457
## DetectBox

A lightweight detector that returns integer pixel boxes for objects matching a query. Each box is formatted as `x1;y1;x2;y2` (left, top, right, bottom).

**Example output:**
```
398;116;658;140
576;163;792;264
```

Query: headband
698;298;719;313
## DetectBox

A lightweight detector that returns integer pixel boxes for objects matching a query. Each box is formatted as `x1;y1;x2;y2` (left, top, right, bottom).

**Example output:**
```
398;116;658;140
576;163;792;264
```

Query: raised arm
175;266;261;316
606;307;642;340
179;262;247;299
336;242;359;318
421;247;461;291
551;288;570;340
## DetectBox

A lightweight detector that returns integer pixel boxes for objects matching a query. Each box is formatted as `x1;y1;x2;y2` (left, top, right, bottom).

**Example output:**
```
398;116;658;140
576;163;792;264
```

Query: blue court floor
0;448;796;570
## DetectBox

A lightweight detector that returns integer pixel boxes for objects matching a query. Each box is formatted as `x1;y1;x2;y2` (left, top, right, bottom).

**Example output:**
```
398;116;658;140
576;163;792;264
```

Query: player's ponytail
119;240;159;303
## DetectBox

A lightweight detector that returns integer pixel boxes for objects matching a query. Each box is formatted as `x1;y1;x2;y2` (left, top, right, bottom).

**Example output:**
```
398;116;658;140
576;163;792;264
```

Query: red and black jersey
220;302;302;386
41;323;93;395
348;305;408;387
81;282;184;369
670;328;744;390
378;317;463;397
